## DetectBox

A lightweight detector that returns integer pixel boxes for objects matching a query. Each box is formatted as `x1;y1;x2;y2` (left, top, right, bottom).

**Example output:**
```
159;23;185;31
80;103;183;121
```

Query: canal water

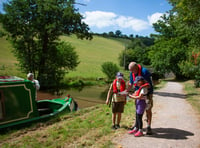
37;85;110;109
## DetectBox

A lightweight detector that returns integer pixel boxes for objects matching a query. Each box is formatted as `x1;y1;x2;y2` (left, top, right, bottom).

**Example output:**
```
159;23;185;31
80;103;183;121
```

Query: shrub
101;62;119;81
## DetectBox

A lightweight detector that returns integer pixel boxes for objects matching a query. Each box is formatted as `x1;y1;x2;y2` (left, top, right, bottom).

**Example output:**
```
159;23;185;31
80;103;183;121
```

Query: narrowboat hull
0;76;77;130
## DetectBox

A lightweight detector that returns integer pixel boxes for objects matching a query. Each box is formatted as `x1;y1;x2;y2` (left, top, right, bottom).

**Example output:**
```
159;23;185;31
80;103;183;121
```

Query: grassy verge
153;79;167;90
182;80;200;116
0;80;167;147
0;102;135;148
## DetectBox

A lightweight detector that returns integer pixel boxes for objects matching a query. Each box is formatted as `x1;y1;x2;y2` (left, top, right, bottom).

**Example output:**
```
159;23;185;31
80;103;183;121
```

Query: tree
168;0;200;85
118;36;153;69
101;62;119;82
115;30;122;37
150;12;188;79
1;0;92;89
150;0;200;84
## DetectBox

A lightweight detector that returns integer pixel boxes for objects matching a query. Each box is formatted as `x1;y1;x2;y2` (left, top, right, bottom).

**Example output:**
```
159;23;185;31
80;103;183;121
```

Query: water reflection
37;85;110;109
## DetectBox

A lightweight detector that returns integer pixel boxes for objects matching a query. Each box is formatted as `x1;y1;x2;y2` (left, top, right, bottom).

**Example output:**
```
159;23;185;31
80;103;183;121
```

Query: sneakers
115;124;120;129
112;124;120;130
128;129;138;134
146;126;152;135
134;131;143;137
112;125;116;130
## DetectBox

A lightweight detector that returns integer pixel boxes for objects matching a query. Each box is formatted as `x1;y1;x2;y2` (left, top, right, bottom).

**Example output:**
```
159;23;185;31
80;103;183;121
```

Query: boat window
0;91;4;120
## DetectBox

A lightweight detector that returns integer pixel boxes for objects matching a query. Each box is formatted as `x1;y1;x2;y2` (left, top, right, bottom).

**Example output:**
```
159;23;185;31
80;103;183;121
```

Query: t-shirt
33;79;40;90
139;87;148;100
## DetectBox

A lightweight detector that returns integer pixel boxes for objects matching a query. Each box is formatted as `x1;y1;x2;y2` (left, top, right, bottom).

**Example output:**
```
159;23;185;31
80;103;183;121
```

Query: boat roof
0;76;25;83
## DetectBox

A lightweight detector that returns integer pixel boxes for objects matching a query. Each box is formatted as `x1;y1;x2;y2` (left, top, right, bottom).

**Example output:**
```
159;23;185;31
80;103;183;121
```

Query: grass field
0;37;25;77
60;35;126;79
0;33;128;79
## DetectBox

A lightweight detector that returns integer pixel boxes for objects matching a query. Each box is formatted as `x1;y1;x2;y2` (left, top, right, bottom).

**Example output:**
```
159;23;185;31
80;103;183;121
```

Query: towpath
114;81;200;148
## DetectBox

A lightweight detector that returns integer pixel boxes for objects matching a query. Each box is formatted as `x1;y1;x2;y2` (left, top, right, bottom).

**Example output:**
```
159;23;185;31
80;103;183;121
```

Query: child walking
128;76;149;137
106;72;126;129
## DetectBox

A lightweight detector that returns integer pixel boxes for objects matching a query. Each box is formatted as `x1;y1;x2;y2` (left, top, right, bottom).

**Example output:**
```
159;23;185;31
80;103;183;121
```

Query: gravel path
114;82;200;148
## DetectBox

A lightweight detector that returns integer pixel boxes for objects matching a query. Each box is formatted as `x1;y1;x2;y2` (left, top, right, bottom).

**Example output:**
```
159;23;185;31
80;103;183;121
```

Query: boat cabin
0;76;76;129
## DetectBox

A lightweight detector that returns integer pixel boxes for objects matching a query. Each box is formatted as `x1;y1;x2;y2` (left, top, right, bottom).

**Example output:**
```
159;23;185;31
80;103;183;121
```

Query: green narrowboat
0;76;77;129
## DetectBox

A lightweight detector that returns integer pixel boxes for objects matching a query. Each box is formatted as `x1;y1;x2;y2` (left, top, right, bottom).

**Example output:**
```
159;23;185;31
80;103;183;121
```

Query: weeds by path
183;80;200;116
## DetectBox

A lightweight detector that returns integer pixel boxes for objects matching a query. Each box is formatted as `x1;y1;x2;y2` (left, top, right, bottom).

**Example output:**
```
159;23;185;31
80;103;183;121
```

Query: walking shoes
128;129;138;134
134;131;144;137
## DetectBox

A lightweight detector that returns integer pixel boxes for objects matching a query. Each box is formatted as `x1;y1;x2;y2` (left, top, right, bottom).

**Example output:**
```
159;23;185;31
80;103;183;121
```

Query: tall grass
183;80;200;115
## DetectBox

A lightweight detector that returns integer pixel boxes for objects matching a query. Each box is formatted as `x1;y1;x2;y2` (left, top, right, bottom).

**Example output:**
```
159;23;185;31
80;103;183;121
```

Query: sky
0;0;172;36
75;0;172;36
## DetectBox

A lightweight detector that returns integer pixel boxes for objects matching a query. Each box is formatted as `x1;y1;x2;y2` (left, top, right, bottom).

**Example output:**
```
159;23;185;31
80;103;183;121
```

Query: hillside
61;35;126;79
0;37;23;77
0;34;127;79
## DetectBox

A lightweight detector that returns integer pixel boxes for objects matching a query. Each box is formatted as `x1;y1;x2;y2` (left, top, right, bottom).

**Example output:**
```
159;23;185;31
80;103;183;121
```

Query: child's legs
134;113;139;129
137;113;144;129
117;113;122;125
112;113;116;125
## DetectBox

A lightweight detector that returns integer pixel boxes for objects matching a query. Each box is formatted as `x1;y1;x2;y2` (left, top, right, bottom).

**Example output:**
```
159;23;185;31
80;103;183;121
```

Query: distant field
0;32;128;79
60;35;126;79
0;37;25;77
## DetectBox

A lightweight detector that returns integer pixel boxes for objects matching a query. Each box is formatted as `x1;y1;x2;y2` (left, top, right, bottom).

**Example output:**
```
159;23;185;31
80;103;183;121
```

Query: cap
134;76;144;84
116;72;124;79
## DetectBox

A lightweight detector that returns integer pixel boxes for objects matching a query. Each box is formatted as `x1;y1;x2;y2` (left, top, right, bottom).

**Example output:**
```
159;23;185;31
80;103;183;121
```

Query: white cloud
83;11;117;28
83;11;149;32
116;16;149;31
148;12;164;25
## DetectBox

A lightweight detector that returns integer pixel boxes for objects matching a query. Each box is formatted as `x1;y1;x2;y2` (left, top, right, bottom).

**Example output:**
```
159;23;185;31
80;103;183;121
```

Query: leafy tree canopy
150;0;200;83
1;0;92;89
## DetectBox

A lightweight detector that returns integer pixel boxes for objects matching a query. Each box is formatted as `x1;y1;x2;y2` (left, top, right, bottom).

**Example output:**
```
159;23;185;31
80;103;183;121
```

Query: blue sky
76;0;172;36
0;0;172;36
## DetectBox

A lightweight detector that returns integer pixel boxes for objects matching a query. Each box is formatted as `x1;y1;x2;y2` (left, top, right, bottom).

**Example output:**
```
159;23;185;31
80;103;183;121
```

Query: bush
101;62;119;81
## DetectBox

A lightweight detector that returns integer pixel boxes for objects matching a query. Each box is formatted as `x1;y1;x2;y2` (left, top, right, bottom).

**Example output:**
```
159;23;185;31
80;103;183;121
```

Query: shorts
112;102;125;113
146;94;153;111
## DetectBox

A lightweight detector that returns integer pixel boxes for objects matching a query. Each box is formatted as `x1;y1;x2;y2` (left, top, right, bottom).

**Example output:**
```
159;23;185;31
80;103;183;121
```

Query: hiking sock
133;127;138;131
139;129;143;132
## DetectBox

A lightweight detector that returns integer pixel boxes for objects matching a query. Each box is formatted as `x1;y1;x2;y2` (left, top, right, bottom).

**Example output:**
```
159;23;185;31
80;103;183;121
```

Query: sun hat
134;76;144;84
116;72;124;79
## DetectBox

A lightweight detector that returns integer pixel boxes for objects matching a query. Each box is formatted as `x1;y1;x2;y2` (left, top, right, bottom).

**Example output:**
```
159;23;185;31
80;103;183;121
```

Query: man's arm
126;72;134;92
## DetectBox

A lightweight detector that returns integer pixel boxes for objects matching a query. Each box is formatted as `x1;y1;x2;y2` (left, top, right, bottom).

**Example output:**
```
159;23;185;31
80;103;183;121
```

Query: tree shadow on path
154;92;186;99
148;128;194;140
